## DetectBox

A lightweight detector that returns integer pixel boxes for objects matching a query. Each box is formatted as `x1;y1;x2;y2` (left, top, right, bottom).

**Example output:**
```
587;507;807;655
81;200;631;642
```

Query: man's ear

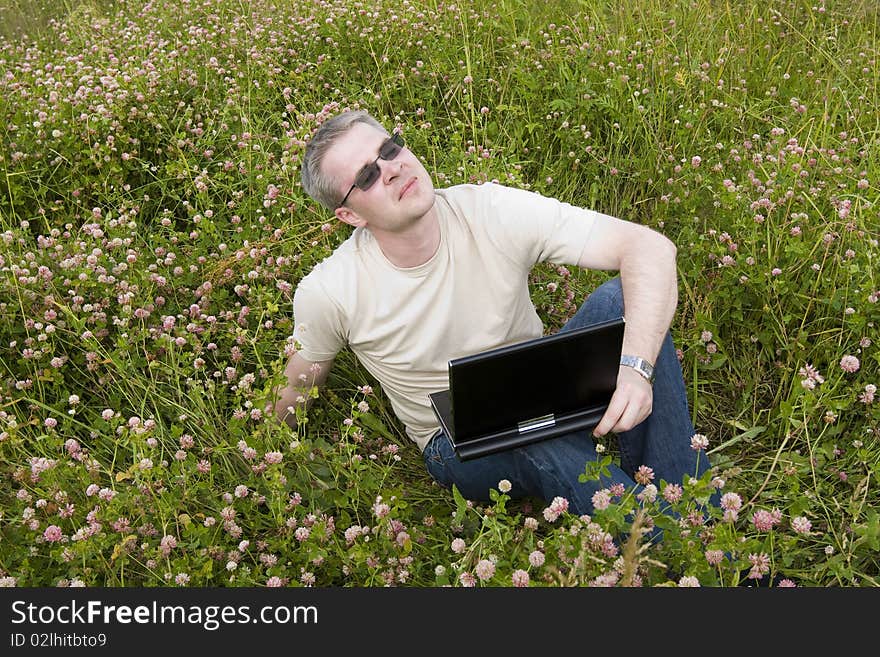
335;206;367;228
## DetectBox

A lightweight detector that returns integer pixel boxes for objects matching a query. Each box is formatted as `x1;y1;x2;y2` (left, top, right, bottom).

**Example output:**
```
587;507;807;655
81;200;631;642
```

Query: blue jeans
423;276;713;525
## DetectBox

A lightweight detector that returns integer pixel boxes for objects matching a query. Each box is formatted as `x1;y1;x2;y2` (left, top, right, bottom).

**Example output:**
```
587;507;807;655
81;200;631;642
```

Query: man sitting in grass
273;109;714;530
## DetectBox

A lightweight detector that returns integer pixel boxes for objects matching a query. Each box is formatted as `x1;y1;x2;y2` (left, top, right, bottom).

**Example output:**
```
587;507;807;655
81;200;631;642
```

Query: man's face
324;122;436;232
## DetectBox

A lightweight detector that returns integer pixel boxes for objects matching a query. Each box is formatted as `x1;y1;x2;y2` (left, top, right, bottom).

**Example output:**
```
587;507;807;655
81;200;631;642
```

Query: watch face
621;355;654;382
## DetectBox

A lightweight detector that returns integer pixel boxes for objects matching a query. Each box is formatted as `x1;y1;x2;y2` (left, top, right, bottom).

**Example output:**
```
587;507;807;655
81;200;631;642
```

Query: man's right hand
272;353;334;428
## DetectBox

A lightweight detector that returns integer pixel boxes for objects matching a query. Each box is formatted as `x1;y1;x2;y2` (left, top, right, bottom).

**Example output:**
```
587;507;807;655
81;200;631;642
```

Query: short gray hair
300;110;389;211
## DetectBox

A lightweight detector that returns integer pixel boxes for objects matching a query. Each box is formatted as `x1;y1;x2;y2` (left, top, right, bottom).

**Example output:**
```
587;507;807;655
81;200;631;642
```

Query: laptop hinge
517;413;556;434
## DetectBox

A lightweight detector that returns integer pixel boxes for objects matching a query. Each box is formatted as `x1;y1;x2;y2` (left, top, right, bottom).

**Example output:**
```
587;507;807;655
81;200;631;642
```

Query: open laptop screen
448;316;624;443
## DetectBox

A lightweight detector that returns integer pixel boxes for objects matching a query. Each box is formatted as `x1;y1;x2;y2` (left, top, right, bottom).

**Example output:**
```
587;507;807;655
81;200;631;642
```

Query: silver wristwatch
620;354;655;384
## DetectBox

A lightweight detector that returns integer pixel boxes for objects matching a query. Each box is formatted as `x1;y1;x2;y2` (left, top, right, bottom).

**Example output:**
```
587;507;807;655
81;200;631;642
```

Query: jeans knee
587;276;624;319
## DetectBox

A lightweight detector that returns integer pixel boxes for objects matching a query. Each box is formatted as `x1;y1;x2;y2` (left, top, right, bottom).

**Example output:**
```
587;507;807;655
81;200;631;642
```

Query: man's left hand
592;366;653;438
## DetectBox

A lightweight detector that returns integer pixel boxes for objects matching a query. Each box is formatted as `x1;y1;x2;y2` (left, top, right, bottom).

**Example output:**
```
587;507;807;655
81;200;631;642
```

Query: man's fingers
613;400;649;434
593;382;653;437
593;390;627;437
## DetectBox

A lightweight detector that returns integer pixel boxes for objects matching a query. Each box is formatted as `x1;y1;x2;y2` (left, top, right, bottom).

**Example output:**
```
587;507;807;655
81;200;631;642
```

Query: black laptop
428;316;625;461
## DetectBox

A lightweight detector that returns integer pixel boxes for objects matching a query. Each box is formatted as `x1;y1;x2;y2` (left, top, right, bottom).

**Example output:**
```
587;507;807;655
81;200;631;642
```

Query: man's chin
410;187;436;214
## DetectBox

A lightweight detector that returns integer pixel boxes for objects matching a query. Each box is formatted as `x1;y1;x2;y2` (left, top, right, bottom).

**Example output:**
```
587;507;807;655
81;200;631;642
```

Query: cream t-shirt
292;182;600;451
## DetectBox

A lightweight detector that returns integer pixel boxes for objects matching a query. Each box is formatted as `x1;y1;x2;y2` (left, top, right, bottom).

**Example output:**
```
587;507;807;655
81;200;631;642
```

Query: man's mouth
399;177;417;200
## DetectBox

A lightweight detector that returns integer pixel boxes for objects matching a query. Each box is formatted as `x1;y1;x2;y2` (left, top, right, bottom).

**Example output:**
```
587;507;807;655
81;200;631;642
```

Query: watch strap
620;354;655;384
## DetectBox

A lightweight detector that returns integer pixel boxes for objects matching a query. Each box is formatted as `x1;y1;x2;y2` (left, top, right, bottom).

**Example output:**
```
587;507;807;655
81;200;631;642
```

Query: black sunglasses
337;133;405;208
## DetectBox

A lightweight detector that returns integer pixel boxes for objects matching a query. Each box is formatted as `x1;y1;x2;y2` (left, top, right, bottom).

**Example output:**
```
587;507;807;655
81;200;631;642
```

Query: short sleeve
291;276;346;362
480;183;598;268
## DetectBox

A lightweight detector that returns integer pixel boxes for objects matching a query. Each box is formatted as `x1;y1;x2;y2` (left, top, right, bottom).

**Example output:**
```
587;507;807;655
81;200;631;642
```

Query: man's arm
272;353;334;430
576;215;679;438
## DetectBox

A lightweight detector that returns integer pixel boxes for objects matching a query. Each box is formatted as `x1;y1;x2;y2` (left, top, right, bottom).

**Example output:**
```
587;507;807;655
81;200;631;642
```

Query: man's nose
379;157;403;183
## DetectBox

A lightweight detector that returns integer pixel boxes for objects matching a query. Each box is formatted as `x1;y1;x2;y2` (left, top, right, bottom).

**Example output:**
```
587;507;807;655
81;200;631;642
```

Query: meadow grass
0;0;877;587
